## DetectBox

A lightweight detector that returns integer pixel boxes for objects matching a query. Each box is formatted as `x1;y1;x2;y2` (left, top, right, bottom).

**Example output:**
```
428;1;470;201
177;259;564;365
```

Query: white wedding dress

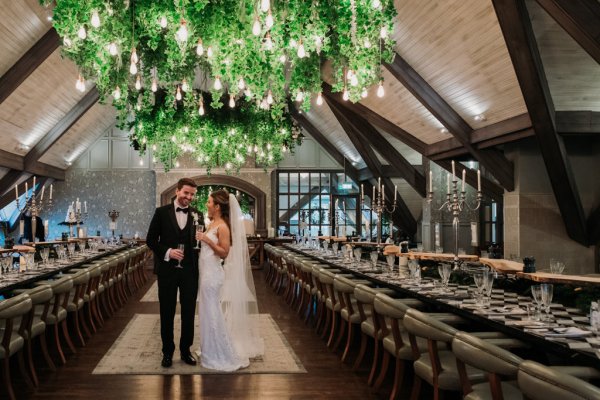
197;194;264;371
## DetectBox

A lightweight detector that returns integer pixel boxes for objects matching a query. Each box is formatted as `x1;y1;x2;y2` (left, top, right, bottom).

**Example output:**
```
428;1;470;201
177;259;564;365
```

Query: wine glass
438;263;452;292
332;242;339;257
408;259;421;284
370;250;379;269
472;272;485;306
531;285;543;321
482;270;494;307
386;254;396;274
40;247;50;267
175;244;185;269
195;223;204;249
540;283;554;322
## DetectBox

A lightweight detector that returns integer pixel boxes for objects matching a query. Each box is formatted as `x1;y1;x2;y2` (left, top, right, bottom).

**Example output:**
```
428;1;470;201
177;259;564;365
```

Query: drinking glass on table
540;283;554;322
531;285;543;321
438;263;452;292
175;244;185;269
370;250;379;269
408;259;421;284
353;247;362;266
472;272;485;306
482;270;494;307
40;247;50;266
386;254;396;274
550;259;565;274
332;242;339;257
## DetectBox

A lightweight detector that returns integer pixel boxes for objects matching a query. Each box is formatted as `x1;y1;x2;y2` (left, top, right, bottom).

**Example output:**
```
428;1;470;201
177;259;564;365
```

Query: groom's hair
177;177;197;190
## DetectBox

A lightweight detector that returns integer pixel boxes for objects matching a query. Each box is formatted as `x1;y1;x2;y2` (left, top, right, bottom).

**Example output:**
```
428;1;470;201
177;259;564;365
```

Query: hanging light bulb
289;39;297;48
108;42;118;56
297;40;306;58
135;75;142;90
151;78;158;92
176;19;188;42
377;80;385;97
279;54;286;63
266;90;274;105
315;36;322;53
350;73;359;87
91;10;101;28
175;160;180;168
63;37;72;47
265;10;274;29
372;0;381;9
113;86;121;100
238;77;246;90
229;94;235;108
316;92;323;106
361;87;368;98
78;26;87;40
364;38;371;48
264;33;273;51
260;0;270;13
181;79;189;92
159;16;168;28
198;99;205;115
252;16;261;36
136;94;143;110
196;39;204;56
282;145;288;153
175;86;182;101
244;87;252;97
131;48;138;64
129;61;137;75
75;74;85;92
380;26;388;39
214;76;222;90
206;46;213;58
342;87;349;101
295;91;304;102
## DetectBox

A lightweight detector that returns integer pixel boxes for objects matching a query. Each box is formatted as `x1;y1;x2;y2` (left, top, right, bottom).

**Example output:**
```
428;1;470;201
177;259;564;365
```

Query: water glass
531;285;543;321
438;263;452;292
540;283;554;321
386;254;396;273
591;302;600;336
332;242;339;257
67;242;76;259
472;272;485;305
482;270;494;307
40;247;50;266
408;259;421;284
370;251;379;269
549;259;565;274
0;256;12;279
416;244;424;252
323;241;330;254
353;247;362;266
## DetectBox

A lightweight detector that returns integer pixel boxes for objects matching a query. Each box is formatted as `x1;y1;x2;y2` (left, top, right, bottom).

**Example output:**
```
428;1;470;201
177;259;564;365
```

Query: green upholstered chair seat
0;331;24;358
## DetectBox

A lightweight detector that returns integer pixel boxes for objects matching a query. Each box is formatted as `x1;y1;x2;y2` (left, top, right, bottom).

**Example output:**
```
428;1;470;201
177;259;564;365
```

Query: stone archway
160;174;267;236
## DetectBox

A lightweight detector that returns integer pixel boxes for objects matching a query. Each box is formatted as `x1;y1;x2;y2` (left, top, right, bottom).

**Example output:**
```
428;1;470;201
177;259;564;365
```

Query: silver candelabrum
68;201;88;239
16;178;54;244
360;178;397;246
108;210;120;238
427;161;482;268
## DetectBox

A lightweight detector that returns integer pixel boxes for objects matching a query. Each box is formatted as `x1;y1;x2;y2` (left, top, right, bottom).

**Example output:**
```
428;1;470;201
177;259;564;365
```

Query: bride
195;189;264;371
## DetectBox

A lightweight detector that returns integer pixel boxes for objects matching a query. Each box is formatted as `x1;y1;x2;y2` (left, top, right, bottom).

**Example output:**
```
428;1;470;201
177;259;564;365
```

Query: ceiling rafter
492;0;588;245
384;53;515;192
0;28;60;105
534;0;600;65
324;92;427;198
556;111;600;134
325;99;417;235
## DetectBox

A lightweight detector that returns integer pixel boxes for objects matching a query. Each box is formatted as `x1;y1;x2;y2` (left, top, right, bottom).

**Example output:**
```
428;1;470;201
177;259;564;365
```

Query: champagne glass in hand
195;224;204;249
175;244;185;268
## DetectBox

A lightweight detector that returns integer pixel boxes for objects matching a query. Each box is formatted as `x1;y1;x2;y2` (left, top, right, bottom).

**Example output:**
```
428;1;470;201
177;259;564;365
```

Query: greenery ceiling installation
44;0;396;171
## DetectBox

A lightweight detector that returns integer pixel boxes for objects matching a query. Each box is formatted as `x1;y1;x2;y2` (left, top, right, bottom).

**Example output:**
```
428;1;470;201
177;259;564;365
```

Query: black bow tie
176;207;189;214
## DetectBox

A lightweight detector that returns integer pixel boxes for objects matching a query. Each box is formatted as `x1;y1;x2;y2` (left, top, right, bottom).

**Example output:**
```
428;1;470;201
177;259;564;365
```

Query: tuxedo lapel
166;203;180;233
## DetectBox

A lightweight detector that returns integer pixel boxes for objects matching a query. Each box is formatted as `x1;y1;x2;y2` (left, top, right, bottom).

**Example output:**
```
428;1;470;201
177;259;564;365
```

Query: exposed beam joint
0;28;60;105
385;53;515;191
492;0;588;244
535;0;600;65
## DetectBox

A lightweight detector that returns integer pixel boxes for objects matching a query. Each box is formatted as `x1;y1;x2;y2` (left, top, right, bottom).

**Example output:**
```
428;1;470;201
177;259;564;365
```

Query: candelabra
16;177;53;244
108;210;120;238
360;178;397;246
428;161;482;268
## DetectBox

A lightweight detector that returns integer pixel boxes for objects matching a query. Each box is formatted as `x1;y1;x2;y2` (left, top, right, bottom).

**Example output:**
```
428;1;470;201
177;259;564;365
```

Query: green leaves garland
191;185;252;216
45;0;397;170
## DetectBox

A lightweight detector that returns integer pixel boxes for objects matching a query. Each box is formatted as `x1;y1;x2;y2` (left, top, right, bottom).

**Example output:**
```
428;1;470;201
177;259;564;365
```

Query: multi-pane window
481;201;503;246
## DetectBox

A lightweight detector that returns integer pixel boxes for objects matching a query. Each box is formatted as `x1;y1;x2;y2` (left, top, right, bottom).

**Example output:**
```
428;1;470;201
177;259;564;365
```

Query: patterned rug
93;314;306;375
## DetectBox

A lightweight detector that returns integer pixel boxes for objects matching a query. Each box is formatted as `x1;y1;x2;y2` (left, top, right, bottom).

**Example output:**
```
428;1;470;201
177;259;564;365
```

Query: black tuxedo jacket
146;203;203;274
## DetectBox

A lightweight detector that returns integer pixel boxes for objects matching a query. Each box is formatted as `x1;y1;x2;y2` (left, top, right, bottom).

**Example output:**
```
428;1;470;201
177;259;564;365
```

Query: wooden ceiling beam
24;86;99;169
0;28;60;105
325;92;427;197
492;0;588;245
326;99;417;235
384;53;515;191
358;165;402;181
0;171;27;200
534;0;600;65
435;160;505;203
556;111;600;134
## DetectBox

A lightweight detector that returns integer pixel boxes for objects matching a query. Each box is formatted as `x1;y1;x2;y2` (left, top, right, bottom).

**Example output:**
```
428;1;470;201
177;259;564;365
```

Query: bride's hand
197;231;210;243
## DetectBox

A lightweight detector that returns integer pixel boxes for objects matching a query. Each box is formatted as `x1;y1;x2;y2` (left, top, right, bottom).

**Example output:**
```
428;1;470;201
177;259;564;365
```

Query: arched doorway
160;175;267;236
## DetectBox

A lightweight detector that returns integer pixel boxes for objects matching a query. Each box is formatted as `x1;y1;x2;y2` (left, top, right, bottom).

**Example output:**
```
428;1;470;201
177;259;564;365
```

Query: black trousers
157;266;198;356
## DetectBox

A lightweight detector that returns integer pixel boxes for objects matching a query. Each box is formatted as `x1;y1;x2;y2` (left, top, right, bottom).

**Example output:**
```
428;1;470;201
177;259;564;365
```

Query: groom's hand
170;249;184;261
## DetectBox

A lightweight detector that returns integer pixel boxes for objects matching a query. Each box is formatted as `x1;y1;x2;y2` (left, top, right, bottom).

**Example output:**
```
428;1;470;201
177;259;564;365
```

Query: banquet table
406;251;479;263
517;271;600;286
283;244;600;369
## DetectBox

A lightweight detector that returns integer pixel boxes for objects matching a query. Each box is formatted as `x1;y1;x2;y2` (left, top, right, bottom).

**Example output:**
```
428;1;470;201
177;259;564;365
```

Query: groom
147;178;203;368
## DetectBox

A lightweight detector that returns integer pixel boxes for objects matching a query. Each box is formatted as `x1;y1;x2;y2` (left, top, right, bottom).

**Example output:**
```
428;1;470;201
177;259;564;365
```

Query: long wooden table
517;272;600;285
283;244;600;369
248;237;294;267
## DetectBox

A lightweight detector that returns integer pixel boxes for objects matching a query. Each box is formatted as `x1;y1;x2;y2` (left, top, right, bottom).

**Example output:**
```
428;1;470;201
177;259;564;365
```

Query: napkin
544;327;592;338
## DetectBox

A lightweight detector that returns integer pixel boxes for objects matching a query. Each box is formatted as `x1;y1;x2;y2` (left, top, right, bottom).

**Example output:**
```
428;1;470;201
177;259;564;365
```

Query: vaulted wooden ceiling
0;0;598;242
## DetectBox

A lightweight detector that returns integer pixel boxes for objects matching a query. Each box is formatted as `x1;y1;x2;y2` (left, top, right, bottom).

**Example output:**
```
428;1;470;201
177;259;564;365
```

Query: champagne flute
531;285;543;321
540;283;554;322
195;223;204;249
175;244;185;269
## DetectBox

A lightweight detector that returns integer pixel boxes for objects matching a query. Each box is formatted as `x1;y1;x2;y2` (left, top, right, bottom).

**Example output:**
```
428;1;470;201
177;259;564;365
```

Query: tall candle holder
108;210;120;239
360;178;397;246
15;178;54;245
427;161;482;268
67;198;87;238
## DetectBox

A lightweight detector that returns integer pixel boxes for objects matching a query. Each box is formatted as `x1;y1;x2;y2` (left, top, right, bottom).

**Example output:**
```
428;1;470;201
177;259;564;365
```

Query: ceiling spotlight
474;114;486;121
440;127;449;134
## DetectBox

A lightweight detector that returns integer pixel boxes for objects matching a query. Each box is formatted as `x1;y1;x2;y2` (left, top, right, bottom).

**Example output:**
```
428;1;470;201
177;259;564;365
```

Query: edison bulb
297;42;306;58
108;42;118;56
316;92;323;106
151;78;158;93
229;94;235;108
113;87;121;100
214;77;222;90
129;61;137;75
380;26;387;39
265;11;274;29
350;74;359;87
244;88;252;97
264;34;273;51
279;54;286;63
372;0;381;8
91;10;100;28
159;16;168;28
364;38;371;48
342;88;349;101
175;87;182;101
198;102;205;116
75;75;85;92
377;81;385;97
181;79;189;92
176;20;188;42
260;0;270;13
131;48;138;64
207;46;214;58
252;17;261;36
152;144;157;151
295;91;304;102
238;77;245;90
361;87;368;98
196;40;204;56
266;90;274;105
78;26;87;40
135;75;142;90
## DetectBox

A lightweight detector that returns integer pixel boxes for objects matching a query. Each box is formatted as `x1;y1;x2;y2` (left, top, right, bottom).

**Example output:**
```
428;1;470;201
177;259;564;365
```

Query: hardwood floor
8;263;396;400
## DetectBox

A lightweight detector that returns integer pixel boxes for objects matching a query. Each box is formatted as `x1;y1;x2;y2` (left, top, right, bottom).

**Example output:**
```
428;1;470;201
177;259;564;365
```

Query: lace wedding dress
197;194;264;371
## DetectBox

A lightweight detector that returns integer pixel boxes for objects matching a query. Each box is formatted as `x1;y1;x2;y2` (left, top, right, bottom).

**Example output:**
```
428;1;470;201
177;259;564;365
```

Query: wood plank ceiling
0;0;597;242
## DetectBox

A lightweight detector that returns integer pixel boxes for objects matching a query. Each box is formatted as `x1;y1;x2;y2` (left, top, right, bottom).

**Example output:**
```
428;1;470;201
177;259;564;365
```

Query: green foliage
191;185;252;216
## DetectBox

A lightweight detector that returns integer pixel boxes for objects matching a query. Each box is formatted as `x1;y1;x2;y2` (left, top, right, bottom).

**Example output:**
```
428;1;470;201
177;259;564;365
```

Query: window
481;201;503;246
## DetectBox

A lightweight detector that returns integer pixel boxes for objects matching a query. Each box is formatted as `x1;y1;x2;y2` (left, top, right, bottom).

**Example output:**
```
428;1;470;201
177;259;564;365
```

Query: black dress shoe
181;353;197;366
161;355;173;368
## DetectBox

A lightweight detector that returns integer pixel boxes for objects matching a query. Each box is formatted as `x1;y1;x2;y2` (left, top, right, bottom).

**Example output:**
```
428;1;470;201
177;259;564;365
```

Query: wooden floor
6;263;421;399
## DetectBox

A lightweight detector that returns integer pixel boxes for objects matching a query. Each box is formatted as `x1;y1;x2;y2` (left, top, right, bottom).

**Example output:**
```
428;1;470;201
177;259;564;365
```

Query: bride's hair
210;189;231;238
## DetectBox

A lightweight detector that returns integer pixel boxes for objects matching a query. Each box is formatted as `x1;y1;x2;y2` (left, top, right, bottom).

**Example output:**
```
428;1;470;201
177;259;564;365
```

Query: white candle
19;219;24;236
447;173;450;194
25;182;28;195
394;184;397;202
429;170;433;193
382;184;385;200
461;169;466;192
84;201;87;213
44;219;49;234
477;170;481;192
49;184;53;200
33;176;36;191
40;185;45;201
360;184;364;200
15;184;18;200
378;177;381;192
76;198;81;212
372;185;375;201
451;160;456;179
